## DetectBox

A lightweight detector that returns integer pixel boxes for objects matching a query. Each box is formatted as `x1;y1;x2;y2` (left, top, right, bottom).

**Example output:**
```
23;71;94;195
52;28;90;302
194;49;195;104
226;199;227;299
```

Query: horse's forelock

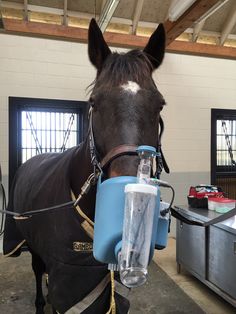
92;49;155;91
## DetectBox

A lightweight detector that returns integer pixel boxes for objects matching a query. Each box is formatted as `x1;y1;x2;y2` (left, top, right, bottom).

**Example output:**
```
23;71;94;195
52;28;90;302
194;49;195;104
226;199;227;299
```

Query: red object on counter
188;185;224;199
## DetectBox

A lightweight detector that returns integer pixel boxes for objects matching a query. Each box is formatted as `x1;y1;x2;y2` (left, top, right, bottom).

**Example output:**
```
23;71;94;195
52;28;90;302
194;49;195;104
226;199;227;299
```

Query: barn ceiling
0;0;236;59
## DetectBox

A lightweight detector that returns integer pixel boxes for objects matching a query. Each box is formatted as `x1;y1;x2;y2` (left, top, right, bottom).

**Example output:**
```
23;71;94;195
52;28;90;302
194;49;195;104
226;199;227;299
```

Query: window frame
9;97;88;190
211;108;236;184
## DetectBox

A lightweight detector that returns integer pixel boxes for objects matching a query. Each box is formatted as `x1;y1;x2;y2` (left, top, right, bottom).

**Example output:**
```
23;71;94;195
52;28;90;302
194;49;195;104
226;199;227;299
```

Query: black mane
93;49;156;90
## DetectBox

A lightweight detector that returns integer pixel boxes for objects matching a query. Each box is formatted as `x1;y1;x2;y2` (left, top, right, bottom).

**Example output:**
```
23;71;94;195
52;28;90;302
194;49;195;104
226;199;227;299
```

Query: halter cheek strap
88;107;139;172
156;116;170;178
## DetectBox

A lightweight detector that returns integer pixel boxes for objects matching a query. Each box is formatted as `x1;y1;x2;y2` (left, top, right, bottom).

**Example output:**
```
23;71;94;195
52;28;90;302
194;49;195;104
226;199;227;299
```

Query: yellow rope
106;271;116;314
71;191;94;227
3;240;26;257
71;190;116;313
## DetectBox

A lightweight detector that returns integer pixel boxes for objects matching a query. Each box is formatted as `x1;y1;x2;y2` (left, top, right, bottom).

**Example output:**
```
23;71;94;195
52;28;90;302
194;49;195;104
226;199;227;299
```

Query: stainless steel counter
175;205;236;308
174;205;236;233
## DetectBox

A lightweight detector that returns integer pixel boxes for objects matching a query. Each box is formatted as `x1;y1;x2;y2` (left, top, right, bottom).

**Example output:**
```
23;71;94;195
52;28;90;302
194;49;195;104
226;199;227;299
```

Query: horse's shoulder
19;146;79;172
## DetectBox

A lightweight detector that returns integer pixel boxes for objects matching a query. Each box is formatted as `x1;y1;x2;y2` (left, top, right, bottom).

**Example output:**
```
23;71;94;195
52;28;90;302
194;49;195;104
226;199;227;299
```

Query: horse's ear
143;23;166;70
88;18;111;71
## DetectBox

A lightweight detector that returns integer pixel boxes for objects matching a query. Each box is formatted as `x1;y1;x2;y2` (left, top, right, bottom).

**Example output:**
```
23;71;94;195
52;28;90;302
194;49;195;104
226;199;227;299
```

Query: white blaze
121;81;141;94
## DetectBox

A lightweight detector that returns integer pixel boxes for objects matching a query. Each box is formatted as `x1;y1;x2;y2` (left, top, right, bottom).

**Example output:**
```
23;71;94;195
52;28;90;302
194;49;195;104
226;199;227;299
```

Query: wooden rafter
63;0;68;26
164;0;220;46
131;0;144;35
220;2;236;46
191;0;229;42
192;19;205;42
2;19;236;60
0;12;3;29
23;0;28;21
167;40;236;59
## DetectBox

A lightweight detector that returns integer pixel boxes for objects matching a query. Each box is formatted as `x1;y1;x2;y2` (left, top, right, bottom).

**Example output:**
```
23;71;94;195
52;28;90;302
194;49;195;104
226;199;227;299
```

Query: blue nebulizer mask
93;145;171;288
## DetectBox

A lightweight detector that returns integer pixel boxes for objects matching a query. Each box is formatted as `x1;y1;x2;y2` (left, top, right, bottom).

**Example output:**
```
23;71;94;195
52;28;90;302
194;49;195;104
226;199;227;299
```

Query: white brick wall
0;34;96;182
154;53;236;175
0;33;236;237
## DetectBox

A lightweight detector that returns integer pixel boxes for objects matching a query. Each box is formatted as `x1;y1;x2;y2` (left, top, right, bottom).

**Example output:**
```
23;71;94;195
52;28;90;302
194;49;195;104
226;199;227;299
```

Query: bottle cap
125;183;157;195
136;145;157;155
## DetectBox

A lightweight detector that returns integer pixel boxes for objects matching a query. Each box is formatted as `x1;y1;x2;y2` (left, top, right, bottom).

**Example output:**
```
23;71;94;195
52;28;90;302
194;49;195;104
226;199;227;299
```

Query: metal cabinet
176;220;206;278
208;225;236;300
176;206;236;307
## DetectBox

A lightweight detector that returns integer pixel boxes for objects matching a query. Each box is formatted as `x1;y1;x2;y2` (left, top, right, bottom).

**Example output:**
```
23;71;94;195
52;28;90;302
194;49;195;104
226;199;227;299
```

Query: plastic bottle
118;145;158;287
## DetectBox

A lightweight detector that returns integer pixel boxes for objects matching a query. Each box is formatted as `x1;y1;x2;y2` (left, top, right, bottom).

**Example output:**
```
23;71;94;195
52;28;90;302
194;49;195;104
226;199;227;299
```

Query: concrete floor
154;238;236;314
0;237;235;313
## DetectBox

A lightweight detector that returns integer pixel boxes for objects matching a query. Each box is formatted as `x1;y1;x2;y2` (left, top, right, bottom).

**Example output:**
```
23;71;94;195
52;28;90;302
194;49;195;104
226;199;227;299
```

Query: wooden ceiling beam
220;3;236;46
164;0;220;46
167;40;236;59
2;18;236;60
63;0;68;26
192;19;205;42
23;0;28;21
0;11;3;29
191;0;229;42
0;1;156;29
131;0;144;35
3;18;88;42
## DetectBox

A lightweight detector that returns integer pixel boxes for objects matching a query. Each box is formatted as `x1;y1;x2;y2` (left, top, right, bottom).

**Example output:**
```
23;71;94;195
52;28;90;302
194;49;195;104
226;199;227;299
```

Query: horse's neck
70;138;97;220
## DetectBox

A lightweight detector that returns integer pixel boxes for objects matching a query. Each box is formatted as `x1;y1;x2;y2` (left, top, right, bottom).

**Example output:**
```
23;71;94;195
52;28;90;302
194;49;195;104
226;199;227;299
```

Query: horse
3;18;166;314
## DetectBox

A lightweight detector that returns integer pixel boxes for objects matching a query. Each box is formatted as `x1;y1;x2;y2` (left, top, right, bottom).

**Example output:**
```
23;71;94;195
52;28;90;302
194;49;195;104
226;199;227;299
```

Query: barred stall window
211;109;236;199
9;97;88;190
21;111;78;163
216;120;236;167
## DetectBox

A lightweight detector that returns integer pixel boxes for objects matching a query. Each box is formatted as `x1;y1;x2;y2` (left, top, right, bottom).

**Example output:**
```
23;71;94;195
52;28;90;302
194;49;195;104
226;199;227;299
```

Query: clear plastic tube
119;183;157;287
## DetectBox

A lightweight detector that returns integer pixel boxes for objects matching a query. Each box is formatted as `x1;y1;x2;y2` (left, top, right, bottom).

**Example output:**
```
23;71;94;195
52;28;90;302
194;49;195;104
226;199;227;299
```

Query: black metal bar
211;109;217;185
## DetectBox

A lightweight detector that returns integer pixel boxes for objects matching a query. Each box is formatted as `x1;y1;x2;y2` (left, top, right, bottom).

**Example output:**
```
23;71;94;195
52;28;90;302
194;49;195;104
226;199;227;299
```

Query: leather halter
88;107;139;173
100;144;138;169
88;106;169;176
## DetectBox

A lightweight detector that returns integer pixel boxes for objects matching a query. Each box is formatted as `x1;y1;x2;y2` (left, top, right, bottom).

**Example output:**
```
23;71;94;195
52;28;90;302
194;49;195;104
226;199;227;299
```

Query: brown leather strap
100;144;138;169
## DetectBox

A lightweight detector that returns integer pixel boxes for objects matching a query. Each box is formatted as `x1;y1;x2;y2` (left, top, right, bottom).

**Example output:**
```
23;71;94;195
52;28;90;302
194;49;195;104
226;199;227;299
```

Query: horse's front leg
30;249;46;314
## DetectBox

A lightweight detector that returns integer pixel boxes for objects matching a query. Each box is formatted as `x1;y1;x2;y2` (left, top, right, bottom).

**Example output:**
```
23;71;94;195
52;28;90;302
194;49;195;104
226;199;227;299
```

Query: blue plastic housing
93;175;162;264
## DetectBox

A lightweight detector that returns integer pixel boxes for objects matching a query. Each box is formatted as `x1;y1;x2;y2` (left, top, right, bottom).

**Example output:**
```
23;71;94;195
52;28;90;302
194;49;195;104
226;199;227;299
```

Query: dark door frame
211;108;236;184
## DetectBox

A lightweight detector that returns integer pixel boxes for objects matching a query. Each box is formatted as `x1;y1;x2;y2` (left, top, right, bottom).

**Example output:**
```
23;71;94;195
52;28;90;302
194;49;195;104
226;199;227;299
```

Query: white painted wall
0;33;236;242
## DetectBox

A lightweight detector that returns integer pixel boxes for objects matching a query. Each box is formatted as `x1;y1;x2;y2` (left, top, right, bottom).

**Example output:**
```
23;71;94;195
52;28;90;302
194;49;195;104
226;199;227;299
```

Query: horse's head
88;19;166;178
